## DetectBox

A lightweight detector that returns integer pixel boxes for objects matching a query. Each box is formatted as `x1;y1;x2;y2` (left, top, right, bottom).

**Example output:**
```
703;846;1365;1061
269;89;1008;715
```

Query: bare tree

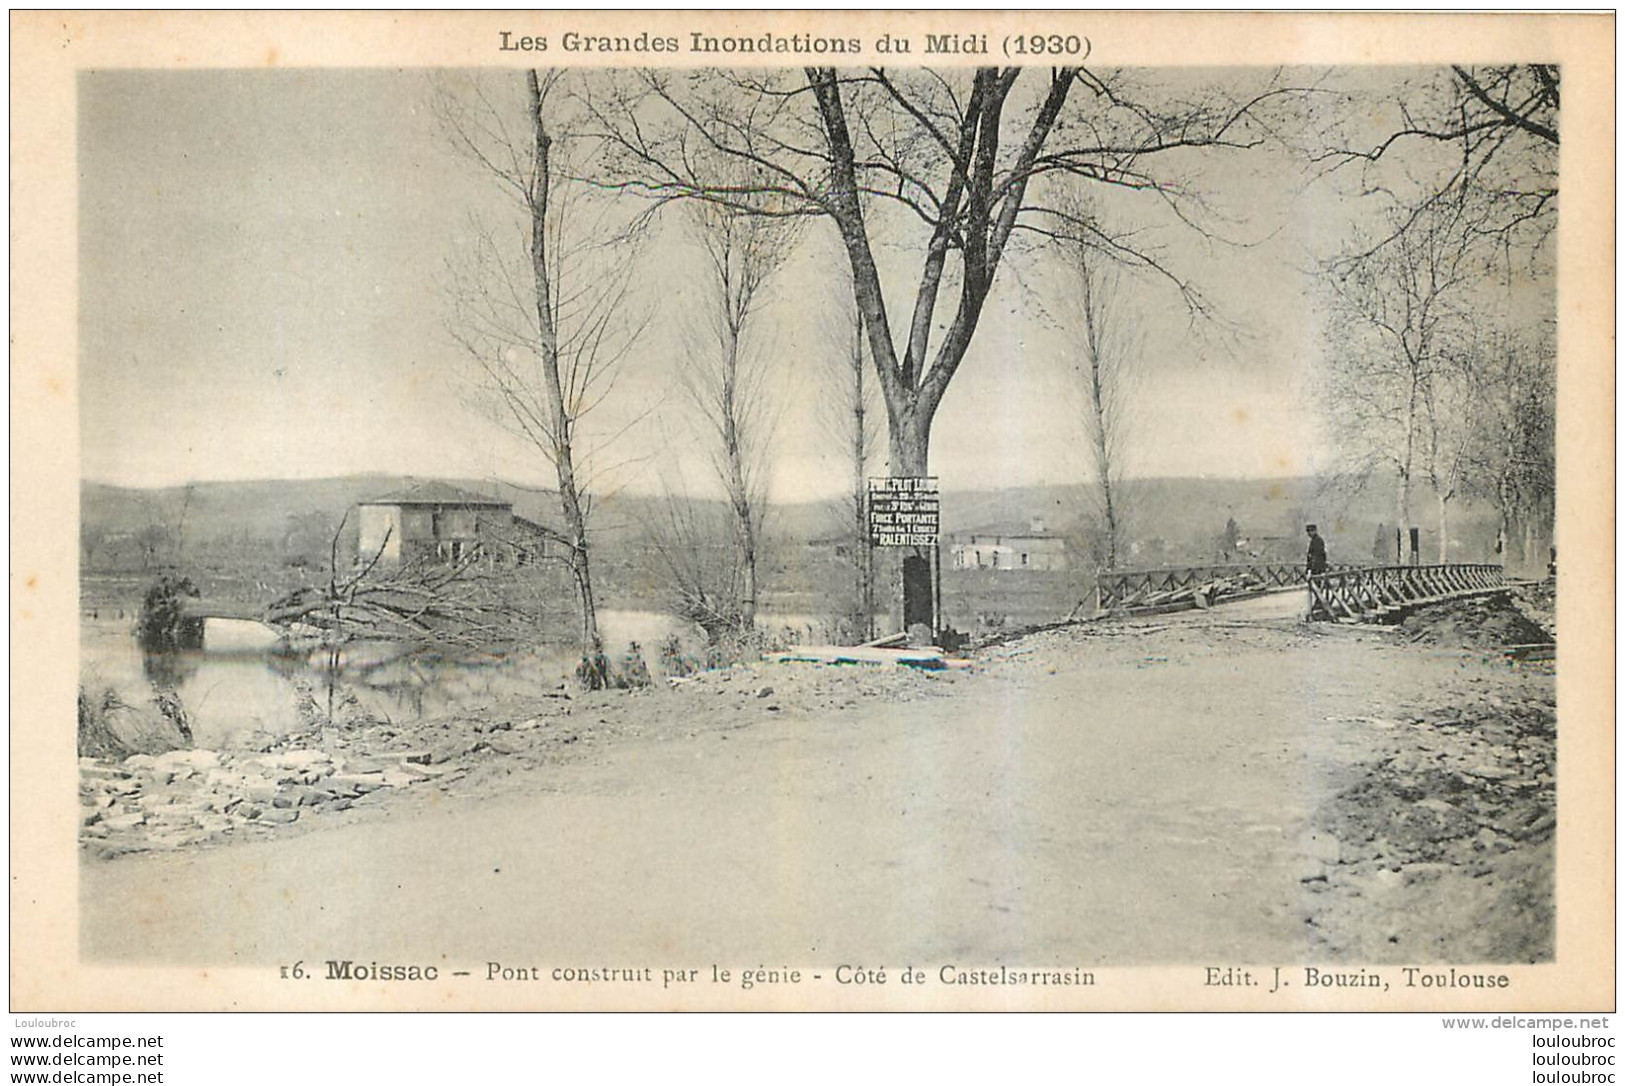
1051;188;1140;571
1317;195;1481;549
643;469;753;642
437;70;647;678
1419;337;1479;562
583;65;1299;630
1464;318;1556;574
1312;65;1559;260
677;193;798;629
1421;306;1556;566
815;265;882;639
267;540;514;649
1312;66;1558;566
263;514;554;650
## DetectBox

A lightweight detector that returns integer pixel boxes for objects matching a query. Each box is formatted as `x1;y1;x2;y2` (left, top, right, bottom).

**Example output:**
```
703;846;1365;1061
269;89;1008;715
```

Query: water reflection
141;648;199;691
80;610;718;751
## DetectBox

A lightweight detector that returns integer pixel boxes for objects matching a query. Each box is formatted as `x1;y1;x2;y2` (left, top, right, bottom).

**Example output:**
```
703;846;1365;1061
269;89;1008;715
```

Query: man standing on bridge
1306;524;1328;575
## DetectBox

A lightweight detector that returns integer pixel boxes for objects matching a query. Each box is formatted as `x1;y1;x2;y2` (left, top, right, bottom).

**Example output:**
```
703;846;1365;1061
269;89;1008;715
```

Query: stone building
949;517;1070;572
355;482;538;570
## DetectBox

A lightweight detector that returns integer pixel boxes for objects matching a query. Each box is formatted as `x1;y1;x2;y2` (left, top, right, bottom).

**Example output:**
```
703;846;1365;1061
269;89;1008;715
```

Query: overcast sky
80;68;1374;499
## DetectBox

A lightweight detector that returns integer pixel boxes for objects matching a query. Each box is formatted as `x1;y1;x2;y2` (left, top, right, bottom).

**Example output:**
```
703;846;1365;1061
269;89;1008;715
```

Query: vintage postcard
10;10;1614;1012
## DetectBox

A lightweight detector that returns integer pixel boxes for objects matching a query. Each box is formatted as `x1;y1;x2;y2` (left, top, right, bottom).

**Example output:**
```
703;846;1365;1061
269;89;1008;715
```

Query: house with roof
949;517;1070;572
356;481;548;571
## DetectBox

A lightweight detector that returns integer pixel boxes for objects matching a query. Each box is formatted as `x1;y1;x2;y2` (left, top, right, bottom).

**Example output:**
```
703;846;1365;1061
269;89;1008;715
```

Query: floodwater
79;607;833;751
78;611;680;750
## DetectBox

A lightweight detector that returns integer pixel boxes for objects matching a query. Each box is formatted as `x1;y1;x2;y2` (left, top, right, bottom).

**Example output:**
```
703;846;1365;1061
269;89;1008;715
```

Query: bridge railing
1096;562;1360;612
1306;563;1506;622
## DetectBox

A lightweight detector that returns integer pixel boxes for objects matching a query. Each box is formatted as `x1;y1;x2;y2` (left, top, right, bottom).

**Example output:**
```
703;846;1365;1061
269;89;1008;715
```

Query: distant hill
80;471;1503;575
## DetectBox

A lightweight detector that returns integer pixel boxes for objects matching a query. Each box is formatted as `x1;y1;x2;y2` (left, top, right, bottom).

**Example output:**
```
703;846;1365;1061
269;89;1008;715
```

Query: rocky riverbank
1301;682;1556;962
79;655;970;860
79;746;462;856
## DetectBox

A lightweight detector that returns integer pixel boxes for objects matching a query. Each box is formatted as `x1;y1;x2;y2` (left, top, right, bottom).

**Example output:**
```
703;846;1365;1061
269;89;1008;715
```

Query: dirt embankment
1303;690;1555;962
1301;591;1557;962
1397;587;1555;650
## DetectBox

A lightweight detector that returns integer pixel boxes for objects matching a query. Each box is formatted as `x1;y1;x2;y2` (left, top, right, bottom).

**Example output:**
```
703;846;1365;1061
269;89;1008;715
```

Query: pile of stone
1399;595;1554;651
79;745;462;856
1305;697;1555;886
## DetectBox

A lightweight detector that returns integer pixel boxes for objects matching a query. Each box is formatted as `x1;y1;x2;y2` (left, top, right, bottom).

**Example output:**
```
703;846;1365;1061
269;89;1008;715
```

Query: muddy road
82;611;1554;970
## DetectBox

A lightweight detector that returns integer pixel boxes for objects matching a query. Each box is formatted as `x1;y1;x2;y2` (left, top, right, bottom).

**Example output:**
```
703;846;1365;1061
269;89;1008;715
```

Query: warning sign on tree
868;476;940;547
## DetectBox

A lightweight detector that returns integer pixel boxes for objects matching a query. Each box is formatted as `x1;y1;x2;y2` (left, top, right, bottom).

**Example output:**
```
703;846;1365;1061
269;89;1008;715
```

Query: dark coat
1307;534;1328;574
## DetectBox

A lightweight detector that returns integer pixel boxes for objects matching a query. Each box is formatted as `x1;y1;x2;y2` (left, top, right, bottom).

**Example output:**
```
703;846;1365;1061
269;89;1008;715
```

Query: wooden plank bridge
1306;563;1507;623
1095;562;1356;614
1096;561;1509;624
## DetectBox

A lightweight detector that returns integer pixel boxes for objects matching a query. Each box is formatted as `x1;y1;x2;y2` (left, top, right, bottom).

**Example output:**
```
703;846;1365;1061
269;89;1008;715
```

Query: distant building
356;482;547;570
950;517;1069;572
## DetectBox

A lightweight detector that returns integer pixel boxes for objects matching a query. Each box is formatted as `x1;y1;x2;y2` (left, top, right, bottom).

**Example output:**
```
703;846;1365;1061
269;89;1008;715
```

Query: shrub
136;574;205;652
658;635;697;678
618;642;652;688
77;686;134;761
76;684;191;759
574;649;612;692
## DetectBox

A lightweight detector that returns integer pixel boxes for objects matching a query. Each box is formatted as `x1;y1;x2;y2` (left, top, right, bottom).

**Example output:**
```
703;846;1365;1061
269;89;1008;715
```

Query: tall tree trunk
717;323;758;629
1396;469;1412;563
1072;244;1125;572
734;509;757;629
1102;485;1119;571
850;319;873;640
1087;350;1119;571
887;406;934;634
1436;491;1450;563
1399;380;1418;561
562;498;599;652
1496;465;1513;567
526;70;600;658
806;66;1073;636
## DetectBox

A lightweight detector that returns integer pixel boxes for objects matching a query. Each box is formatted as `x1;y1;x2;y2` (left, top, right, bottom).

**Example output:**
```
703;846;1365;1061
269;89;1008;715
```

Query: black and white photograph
11;11;1613;1023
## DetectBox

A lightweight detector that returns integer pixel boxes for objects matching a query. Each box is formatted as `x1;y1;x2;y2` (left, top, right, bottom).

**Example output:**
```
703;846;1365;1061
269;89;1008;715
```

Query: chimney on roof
1030;516;1046;535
